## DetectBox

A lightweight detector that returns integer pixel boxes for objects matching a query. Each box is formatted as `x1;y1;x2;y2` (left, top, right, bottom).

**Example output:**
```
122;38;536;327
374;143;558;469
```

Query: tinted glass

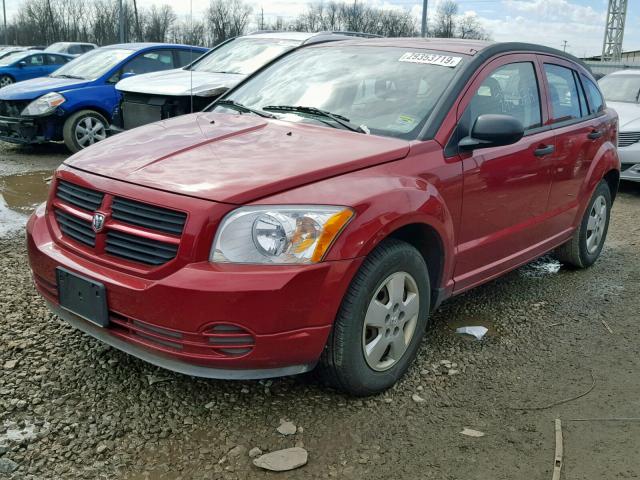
597;74;635;104
26;54;44;66
467;62;542;131
225;46;465;140
51;48;132;80
177;49;204;67
123;50;175;75
68;45;83;55
46;54;67;65
192;38;298;75
544;64;581;123
82;45;95;53
573;71;588;116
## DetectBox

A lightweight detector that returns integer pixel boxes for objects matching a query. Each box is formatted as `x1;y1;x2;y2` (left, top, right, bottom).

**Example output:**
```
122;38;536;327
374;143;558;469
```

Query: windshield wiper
50;74;85;80
216;99;276;119
262;105;367;134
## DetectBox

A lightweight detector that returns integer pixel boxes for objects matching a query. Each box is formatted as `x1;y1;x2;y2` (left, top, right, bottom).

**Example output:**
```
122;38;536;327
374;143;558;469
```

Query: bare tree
145;5;176;42
206;0;252;45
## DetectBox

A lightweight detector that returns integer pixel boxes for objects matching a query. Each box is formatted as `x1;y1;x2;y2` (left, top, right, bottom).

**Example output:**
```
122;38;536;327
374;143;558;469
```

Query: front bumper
0;115;42;144
618;144;640;182
27;201;363;379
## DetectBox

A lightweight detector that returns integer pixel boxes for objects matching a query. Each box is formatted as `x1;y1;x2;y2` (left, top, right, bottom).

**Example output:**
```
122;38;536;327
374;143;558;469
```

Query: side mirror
459;114;524;151
17;61;27;68
120;72;136;80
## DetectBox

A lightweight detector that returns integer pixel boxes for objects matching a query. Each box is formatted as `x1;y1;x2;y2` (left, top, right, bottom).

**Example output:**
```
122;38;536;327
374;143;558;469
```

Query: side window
122;50;175;76
543;64;581;123
26;54;44;66
573;71;589;117
467;62;542;131
582;76;605;114
176;49;201;67
82;45;95;53
68;45;83;55
46;54;67;65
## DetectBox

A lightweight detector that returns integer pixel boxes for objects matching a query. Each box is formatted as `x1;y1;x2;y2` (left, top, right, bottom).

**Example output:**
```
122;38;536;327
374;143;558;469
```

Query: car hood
607;101;640;131
0;76;92;100
65;112;411;204
115;69;245;97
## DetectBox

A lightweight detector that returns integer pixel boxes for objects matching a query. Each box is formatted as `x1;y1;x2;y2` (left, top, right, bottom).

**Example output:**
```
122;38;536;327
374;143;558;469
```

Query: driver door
452;55;557;292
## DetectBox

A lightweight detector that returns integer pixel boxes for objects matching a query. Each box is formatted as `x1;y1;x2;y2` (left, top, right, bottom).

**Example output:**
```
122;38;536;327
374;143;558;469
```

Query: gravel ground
1;143;640;479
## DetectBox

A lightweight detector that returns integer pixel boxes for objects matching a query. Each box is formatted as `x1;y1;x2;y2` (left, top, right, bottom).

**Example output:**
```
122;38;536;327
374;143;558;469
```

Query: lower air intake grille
105;230;178;265
54;209;96;247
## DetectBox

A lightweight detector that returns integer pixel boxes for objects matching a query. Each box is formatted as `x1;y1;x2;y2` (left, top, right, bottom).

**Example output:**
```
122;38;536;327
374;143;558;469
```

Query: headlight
211;206;354;264
21;92;65;116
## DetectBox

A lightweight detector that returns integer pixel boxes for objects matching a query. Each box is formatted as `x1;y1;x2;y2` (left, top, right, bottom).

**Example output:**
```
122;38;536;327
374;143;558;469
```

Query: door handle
587;130;603;140
534;145;555;157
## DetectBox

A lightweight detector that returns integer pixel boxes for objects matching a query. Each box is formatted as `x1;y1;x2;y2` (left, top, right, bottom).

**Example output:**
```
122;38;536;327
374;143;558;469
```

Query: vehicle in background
0;43;207;152
113;31;377;131
599;70;640;182
26;46;47;51
0;51;73;87
46;42;98;57
27;39;619;395
0;48;27;60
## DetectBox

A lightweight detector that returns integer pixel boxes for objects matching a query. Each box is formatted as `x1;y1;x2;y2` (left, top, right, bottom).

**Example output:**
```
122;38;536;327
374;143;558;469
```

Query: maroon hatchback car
27;39;620;395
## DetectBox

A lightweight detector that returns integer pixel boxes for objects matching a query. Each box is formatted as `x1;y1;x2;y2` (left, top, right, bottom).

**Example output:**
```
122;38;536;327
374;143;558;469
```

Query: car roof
605;69;640;77
101;43;207;51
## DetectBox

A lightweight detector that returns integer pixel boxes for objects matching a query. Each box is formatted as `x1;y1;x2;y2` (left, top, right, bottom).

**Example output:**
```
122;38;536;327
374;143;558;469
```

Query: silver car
599;70;640;182
113;31;377;131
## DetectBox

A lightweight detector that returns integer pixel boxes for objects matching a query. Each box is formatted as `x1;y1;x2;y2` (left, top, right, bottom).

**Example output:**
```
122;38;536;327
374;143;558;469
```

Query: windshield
0;51;30;66
50;48;131;80
599;74;640;103
45;43;67;53
221;46;465;140
190;38;299;75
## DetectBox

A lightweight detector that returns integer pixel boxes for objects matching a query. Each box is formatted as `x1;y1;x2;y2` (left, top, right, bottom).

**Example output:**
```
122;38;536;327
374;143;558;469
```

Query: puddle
519;255;562;279
0;170;52;238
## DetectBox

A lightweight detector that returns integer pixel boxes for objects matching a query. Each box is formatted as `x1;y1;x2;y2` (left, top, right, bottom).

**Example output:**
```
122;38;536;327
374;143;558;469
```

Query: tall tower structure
601;0;628;62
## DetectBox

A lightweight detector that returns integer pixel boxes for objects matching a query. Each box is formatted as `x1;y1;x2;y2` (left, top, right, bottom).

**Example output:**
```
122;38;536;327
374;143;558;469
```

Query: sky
3;0;639;57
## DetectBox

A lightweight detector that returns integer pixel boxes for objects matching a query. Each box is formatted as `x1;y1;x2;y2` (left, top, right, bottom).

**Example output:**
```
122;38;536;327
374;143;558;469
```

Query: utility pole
119;0;125;43
421;0;428;37
601;0;628;62
561;40;568;53
2;0;7;46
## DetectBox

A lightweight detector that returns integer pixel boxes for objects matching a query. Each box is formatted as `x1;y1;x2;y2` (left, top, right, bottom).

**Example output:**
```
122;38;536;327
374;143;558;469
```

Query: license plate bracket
56;268;109;327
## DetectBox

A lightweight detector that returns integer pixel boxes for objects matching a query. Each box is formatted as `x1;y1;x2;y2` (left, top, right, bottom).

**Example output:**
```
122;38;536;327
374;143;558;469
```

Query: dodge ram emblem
92;213;106;233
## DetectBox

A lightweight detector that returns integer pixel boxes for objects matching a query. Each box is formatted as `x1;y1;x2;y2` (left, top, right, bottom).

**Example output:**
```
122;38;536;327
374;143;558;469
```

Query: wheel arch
62;105;111;124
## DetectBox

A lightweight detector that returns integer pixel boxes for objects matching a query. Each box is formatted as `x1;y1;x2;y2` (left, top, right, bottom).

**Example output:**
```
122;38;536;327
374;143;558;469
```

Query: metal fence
585;60;640;76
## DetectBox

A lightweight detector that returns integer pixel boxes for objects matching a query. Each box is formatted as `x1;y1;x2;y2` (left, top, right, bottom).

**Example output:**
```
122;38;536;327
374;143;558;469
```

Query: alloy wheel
0;76;13;88
586;195;607;254
75;116;107;148
362;271;420;371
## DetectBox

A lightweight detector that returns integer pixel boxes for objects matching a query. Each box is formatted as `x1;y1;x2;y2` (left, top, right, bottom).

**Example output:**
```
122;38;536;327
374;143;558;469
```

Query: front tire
555;180;612;268
317;239;430;396
63;110;109;153
0;75;14;88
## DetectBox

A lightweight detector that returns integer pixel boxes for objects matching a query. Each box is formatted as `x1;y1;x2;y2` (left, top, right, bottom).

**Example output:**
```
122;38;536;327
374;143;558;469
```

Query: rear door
18;54;47;80
451;54;557;291
44;54;69;75
539;56;608;232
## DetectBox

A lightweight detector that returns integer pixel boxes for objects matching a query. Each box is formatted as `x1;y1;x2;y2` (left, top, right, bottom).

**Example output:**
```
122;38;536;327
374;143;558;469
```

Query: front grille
618;131;640;148
53;179;186;267
56;180;104;212
112;197;186;235
0;100;29;117
105;231;178;265
54;209;96;247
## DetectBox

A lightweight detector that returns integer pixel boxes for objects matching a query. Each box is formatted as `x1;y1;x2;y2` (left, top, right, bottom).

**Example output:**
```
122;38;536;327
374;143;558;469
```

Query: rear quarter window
582;75;605;114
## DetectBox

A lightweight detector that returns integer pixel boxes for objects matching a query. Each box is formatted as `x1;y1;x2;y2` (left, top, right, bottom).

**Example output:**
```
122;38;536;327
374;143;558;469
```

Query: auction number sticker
398;52;462;67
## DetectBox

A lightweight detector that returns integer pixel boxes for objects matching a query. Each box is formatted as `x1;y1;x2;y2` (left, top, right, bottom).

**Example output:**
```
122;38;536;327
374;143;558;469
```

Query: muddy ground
1;142;639;479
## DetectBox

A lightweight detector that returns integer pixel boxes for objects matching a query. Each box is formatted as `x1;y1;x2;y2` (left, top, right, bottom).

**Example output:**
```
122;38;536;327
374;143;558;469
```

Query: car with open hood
599;69;640;182
112;31;377;130
0;43;207;152
27;38;620;395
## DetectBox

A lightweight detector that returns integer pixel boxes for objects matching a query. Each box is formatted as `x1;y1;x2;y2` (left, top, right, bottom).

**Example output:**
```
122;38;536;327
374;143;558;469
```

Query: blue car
0;50;73;87
0;43;207;152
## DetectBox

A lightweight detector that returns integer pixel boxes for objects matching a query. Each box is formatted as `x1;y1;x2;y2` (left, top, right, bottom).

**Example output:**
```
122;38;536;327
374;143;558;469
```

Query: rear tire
0;75;14;88
63;110;109;153
555;180;611;268
317;239;430;396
